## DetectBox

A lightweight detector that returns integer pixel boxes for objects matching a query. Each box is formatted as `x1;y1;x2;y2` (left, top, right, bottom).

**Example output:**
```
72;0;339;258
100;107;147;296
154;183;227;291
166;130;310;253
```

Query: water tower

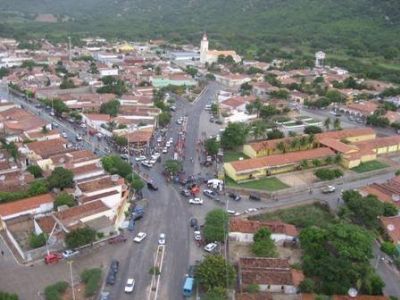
315;51;326;68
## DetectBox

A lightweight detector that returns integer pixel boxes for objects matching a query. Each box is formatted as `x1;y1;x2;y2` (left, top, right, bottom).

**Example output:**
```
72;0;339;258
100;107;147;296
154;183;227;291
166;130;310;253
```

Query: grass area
223;151;249;162
351;160;389;173
249;203;335;228
226;177;289;192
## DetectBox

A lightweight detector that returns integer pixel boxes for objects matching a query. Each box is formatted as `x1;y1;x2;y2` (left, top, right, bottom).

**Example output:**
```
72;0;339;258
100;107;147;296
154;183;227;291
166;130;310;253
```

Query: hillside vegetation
0;0;399;65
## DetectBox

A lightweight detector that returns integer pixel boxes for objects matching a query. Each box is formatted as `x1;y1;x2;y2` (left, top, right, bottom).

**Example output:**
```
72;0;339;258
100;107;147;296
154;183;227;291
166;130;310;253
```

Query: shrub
54;193;75;208
381;241;397;256
65;227;96;249
81;268;102;297
44;281;68;300
247;284;260;293
304;126;323;134
314;168;343;180
26;165;43;178
29;233;47;249
0;291;18;300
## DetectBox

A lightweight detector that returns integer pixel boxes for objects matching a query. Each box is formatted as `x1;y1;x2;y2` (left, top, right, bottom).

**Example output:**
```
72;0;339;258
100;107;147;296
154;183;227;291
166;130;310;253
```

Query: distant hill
0;0;399;60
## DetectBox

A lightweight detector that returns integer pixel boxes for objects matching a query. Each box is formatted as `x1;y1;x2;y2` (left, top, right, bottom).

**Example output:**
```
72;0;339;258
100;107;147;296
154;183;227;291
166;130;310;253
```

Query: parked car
135;155;146;162
204;242;218;253
189;197;203;205
120;154;129;161
133;232;147;243
190;217;198;228
106;272;116;285
141;160;153;168
170;105;176;112
75;134;83;141
321;185;336;194
111;260;119;273
249;193;261;201
162;147;168;153
228;192;241;201
181;189;191;197
108;234;127;244
203;189;219;200
158;233;166;245
147;181;158;191
62;131;68;138
44;253;62;264
124;278;135;293
62;249;79;259
194;231;201;241
100;291;110;300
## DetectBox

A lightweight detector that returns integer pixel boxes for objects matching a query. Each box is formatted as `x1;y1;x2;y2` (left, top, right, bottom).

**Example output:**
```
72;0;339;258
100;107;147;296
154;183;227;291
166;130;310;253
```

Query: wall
6;228;25;260
243;145;257;158
258;284;296;294
230;232;292;244
346;133;376;143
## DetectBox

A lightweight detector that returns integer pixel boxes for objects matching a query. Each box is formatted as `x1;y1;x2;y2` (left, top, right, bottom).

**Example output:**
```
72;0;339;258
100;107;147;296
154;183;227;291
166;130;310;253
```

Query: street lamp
67;261;76;300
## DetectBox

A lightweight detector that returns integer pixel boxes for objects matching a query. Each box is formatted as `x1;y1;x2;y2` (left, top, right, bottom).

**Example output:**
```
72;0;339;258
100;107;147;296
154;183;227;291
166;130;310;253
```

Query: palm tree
307;133;315;148
253;98;263;118
333;118;341;130
300;160;308;169
290;138;300;151
276;141;287;153
324;117;331;131
334;153;342;164
252;120;267;140
325;156;333;165
299;136;308;150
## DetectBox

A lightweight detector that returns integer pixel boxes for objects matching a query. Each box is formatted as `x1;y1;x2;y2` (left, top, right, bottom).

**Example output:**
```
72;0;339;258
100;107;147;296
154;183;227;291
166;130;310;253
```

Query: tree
251;228;277;257
29;233;47;248
51;99;69;116
211;103;219;116
246;284;260;293
259;105;279;119
47;167;74;190
290;138;300;150
381;241;397;256
28;180;49;196
27;165;43;178
326;90;345;103
113;135;128;146
252;120;267;139
240;82;253;95
185;66;198;78
129;173;145;191
100;100;120;117
324;117;331;130
276;141;287;153
270;89;289;99
0;291;18;300
196;255;235;290
158;112;171;127
60;78;76;89
312;159;321;167
54;192;75;208
101;155;132;178
314;168;343;180
65;227;96;248
383;202;398;216
44;281;68;300
299;278;315;293
203;209;229;242
205;138;220;156
267;129;284;140
304;126;322;134
333;118;341;130
81;268;102;297
221;122;248;150
164;160;183;175
204;287;227;300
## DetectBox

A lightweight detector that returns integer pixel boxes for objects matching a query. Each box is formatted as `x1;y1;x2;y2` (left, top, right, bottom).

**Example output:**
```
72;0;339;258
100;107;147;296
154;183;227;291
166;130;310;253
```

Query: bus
182;276;194;297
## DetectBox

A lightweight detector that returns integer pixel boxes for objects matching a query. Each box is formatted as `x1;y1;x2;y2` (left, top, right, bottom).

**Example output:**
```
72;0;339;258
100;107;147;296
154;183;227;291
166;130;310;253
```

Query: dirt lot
276;169;316;187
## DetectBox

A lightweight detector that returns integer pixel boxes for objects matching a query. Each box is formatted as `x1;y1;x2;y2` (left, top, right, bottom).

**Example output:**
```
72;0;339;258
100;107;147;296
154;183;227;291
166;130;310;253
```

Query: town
0;33;399;300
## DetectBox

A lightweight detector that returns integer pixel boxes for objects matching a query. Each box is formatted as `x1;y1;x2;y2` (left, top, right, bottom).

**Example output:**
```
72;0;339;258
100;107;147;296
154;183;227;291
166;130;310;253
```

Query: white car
189;198;203;205
158;233;166;245
162;147;168;153
149;158;157;165
168;137;173;143
204;242;217;253
141;160;153;168
62;249;79;258
96;133;103;138
62;131;68;138
157;137;162;143
194;231;201;241
124;278;135;293
166;141;171;148
151;153;161;160
135;155;146;162
133;232;147;243
245;208;258;214
80;123;87;128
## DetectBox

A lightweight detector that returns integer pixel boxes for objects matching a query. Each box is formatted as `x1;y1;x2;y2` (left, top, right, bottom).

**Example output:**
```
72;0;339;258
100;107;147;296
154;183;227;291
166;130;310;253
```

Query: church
200;33;241;65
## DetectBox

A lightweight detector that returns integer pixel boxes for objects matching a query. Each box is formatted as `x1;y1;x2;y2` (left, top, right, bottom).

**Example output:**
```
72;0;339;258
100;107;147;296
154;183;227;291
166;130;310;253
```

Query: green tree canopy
101;155;132;178
164;160;183;176
205;138;220;156
54;192;75;208
221;122;248;150
158;111;171;127
267;129;284;140
251;228;277;257
203;209;229;242
26;165;43;178
100;100;120;117
65;227;96;249
47;167;74;190
196;255;235;291
304;126;322;134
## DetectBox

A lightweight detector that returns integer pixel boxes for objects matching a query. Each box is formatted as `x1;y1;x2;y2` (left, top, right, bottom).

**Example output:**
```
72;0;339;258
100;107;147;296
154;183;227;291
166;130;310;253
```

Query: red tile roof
27;138;68;158
236;293;272;300
124;129;153;144
230;148;335;173
248;137;292;153
319;138;358;154
85;113;111;122
353;135;400;151
315;128;375;142
380;215;400;244
78;176;121;193
230;218;298;237
0;193;54;218
55;200;109;225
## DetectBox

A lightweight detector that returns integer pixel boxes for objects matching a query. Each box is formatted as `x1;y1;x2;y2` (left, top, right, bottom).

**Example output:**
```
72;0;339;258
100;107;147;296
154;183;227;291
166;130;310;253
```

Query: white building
315;51;326;68
200;33;241;65
99;67;119;77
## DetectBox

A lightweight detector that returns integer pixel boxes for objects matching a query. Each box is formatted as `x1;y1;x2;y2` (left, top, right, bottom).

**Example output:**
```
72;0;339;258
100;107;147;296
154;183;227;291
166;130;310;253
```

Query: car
124;278;135;293
62;131;68;138
151;153;161;161
166;141;171;148
168;137;173;143
204;242;218;253
162;147;168;153
100;291;110;300
135;155;146;162
209;117;215;123
111;260;119;273
133;232;147;243
203;189;219;200
52;122;59;128
50;110;55;116
181;189;191;197
190;217;198;228
147;181;158;191
80;123;87;128
245;208;258;214
75;134;83;141
62;249;79;259
149;158;157;165
204;104;211;111
106;272;116;285
157;136;162;143
170;105;176;111
215;119;223;125
228;192;241;201
189;197;203;205
194;231;201;241
109;234;127;244
321;185;336;194
249;193;261;201
141;160;153;168
120;154;129;161
158;233;166;245
226;209;237;215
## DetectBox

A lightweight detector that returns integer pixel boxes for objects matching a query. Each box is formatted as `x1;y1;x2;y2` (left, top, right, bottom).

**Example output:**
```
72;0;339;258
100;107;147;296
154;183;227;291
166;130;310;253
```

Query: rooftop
230;218;298;237
26;138;68;159
380;215;400;244
0;193;54;218
315;128;375;142
78;176;122;193
55;200;109;226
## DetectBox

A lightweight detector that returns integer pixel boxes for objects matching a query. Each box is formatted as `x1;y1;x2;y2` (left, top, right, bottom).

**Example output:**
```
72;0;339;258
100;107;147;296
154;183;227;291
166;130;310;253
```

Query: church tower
200;33;209;64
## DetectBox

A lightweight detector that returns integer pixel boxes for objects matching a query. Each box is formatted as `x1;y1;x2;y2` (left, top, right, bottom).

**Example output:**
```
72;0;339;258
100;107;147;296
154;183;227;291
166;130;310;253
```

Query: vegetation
0;292;18;300
226;176;288;192
54;192;75;208
44;281;69;300
250;203;335;229
164;160;183;176
97;76;127;96
29;232;47;249
314;168;343;181
205;138;220;156
251;228;277;257
380;241;397;256
129;173;145;191
304;126;322;134
351;160;389;173
203;287;227;300
65;227;96;249
158;111;171;127
203;209;229;243
267;129;284;140
26;165;43;178
113;135;128;146
0;179;49;204
100;99;120;117
59;78;76;89
81;268;102;297
101;155;132;178
196;255;235;291
221;122;249;150
47;167;74;190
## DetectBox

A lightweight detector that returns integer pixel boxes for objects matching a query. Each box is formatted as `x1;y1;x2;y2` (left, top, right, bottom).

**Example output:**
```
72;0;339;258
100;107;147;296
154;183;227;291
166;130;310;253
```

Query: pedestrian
1;250;4;256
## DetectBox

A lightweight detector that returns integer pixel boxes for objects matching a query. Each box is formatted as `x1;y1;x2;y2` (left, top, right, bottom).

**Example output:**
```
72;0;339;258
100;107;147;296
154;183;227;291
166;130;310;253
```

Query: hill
0;0;399;69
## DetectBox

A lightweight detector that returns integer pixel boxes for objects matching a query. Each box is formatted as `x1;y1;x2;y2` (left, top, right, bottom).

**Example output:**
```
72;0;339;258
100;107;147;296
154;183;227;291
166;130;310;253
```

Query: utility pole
67;260;76;300
68;36;72;62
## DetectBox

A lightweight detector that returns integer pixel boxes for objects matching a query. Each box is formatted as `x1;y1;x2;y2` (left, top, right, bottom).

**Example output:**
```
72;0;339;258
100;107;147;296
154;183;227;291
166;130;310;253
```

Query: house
23;138;69;161
359;176;400;208
0;193;54;223
219;96;255;114
238;257;304;294
380;215;400;246
0;107;50;134
229;218;298;244
224;147;335;182
214;73;251;88
81;113;111;132
199;33;241;64
123;128;154;149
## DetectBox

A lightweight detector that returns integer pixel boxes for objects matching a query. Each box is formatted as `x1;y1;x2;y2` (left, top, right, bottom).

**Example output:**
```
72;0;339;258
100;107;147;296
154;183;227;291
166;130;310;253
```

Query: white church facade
200;33;241;65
